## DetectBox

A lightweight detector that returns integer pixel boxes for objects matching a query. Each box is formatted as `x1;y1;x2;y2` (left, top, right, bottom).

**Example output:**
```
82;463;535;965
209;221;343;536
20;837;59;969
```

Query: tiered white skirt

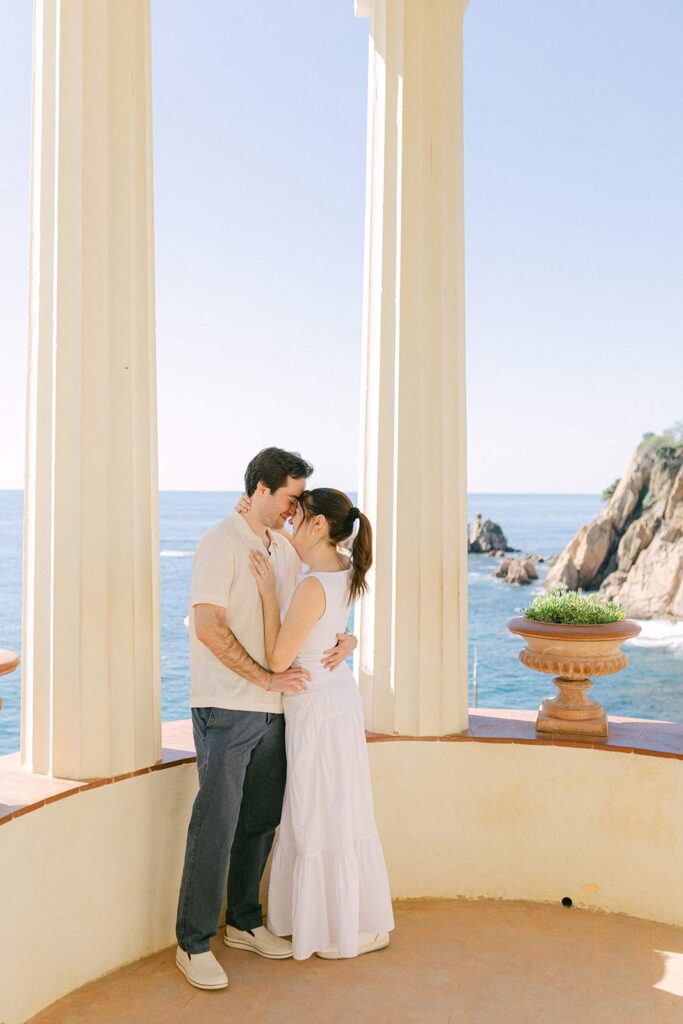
267;668;394;960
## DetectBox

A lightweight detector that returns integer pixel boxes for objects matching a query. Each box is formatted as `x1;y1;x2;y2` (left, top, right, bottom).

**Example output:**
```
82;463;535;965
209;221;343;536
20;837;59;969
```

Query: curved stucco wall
2;741;683;1023
371;742;683;921
1;765;198;1024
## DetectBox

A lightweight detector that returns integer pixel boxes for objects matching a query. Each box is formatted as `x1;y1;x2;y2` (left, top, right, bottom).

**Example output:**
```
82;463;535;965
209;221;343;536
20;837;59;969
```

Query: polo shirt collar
229;509;275;548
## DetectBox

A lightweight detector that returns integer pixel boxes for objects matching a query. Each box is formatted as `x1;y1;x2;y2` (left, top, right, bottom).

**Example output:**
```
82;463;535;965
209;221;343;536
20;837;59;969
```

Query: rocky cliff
545;435;683;619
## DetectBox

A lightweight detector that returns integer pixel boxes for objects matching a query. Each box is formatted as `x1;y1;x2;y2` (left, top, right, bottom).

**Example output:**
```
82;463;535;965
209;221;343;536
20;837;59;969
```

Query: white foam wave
160;550;192;558
626;619;683;652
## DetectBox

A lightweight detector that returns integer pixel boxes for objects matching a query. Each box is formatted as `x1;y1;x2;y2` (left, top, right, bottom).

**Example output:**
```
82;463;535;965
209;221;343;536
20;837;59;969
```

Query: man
175;447;356;990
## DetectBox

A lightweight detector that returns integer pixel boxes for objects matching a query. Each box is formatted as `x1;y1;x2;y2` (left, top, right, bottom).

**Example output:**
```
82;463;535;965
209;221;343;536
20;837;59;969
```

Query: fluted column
355;0;469;736
22;0;160;778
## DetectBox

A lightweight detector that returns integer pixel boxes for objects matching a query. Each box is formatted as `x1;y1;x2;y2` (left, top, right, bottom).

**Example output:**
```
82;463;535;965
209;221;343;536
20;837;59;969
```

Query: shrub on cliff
602;478;620;501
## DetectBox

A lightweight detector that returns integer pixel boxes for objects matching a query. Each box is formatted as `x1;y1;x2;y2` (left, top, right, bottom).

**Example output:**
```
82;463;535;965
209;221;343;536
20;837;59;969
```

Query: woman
249;488;394;960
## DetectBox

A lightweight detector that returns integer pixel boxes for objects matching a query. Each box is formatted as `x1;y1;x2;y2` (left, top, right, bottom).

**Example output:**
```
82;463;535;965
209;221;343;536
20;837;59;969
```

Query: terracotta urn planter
0;648;20;713
507;617;641;738
0;649;19;677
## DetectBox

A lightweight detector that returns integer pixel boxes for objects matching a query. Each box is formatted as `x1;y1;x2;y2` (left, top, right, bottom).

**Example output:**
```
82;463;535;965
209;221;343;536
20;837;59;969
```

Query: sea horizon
0;488;604;496
1;489;681;756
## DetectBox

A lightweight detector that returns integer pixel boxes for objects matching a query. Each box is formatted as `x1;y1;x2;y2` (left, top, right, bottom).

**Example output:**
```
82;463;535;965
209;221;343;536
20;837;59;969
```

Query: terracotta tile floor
27;899;683;1024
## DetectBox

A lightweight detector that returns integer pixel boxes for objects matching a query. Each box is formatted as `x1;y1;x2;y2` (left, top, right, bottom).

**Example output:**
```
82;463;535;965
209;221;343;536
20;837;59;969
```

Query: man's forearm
202;622;270;688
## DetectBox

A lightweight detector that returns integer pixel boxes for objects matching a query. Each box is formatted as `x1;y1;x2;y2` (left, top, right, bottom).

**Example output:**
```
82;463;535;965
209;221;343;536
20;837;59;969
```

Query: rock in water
545;437;683;618
469;514;513;554
493;557;539;585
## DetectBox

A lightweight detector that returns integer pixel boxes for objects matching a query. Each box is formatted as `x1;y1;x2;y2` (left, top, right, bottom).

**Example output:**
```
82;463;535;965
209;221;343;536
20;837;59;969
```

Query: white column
22;0;160;779
355;0;469;736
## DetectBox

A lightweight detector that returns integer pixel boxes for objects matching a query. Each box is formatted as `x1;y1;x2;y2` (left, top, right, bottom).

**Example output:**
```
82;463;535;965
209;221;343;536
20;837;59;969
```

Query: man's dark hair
244;447;314;497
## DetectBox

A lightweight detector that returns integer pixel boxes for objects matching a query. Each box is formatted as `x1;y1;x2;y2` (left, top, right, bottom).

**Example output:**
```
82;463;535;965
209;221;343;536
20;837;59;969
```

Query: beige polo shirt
189;511;301;713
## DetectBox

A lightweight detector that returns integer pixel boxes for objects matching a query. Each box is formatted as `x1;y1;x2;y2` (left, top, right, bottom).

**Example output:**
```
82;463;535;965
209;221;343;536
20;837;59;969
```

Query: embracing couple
174;447;394;990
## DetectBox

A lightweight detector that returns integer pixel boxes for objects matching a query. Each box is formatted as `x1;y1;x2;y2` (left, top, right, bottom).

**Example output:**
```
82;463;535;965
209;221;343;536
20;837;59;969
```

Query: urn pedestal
507;617;641;739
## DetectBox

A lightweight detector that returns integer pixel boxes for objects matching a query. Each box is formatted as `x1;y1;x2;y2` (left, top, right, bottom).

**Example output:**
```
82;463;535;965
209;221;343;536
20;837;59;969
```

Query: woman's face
290;502;305;535
289;503;310;559
290;503;325;561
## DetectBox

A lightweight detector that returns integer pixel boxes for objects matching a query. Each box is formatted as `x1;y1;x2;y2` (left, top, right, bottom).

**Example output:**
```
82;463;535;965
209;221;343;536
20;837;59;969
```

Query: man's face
254;475;307;531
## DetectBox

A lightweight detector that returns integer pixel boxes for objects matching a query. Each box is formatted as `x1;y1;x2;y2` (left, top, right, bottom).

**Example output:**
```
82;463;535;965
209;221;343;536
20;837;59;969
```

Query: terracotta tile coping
1;710;683;828
367;708;683;757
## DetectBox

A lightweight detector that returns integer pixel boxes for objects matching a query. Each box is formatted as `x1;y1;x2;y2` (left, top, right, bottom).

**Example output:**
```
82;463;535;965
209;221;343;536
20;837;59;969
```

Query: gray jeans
175;707;287;954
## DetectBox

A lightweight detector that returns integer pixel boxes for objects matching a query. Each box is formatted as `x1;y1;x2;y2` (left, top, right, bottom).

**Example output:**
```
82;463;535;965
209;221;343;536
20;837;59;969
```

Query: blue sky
1;1;681;493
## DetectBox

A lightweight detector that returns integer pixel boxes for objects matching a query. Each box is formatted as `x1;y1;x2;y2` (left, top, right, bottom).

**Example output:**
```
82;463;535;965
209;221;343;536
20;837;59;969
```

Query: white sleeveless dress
266;567;394;960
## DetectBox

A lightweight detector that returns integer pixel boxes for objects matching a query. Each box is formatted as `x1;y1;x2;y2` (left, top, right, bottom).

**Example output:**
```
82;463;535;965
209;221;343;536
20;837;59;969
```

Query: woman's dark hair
244;447;313;497
299;488;372;603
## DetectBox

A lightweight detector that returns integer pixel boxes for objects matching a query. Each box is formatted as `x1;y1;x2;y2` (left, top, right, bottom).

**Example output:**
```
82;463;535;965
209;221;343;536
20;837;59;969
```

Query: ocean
1;490;681;756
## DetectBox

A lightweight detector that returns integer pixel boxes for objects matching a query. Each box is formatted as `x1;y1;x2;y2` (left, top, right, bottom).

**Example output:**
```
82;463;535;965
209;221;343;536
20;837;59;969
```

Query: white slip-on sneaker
315;931;390;960
224;925;293;959
175;947;229;989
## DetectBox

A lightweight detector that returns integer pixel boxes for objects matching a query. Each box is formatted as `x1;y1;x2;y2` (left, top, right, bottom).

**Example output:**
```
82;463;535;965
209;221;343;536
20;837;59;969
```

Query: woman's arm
260;586;283;668
268;578;325;672
250;550;325;673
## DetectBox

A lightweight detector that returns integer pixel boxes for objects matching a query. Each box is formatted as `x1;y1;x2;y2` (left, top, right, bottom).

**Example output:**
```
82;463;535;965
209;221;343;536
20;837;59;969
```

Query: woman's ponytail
350;511;372;602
